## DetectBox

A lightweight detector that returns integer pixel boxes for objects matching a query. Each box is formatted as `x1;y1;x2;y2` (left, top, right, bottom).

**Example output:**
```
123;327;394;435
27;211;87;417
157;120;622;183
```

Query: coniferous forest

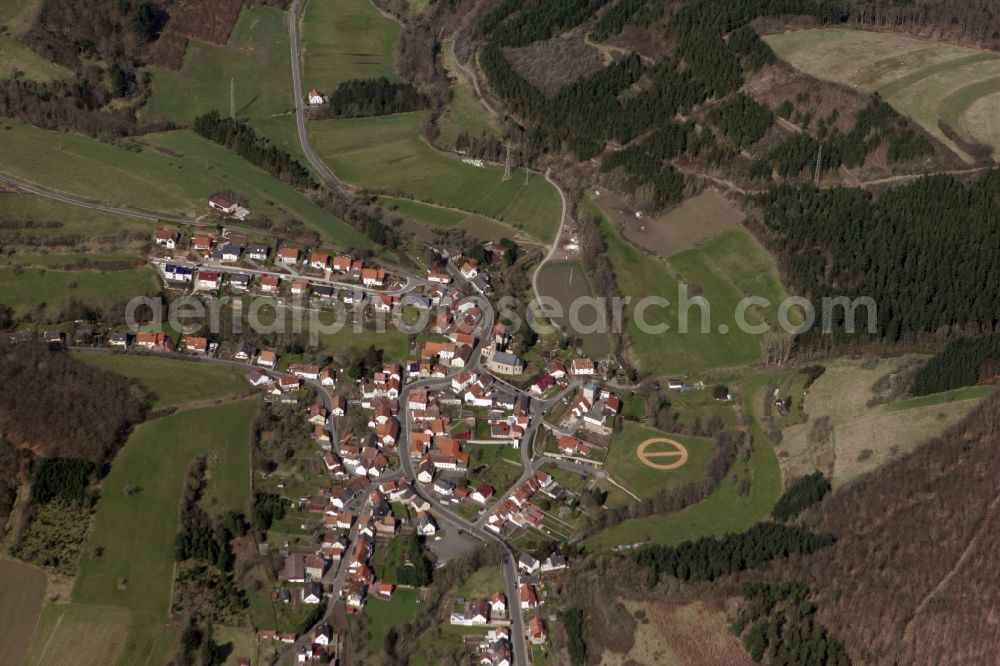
326;77;427;118
752;172;1000;342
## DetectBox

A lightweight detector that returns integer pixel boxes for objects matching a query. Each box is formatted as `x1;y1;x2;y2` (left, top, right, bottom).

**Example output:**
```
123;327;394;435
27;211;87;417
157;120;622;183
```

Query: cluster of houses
259;622;341;664
154;225;392;298
484;469;562;534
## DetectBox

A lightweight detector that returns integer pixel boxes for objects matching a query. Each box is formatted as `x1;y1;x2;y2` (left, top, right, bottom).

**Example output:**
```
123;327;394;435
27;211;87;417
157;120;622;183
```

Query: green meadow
603;424;714;500
0;266;158;313
309;112;561;242
0;121;371;247
146;6;293;125
300;0;401;92
590;199;792;375
76;354;250;409
535;260;613;357
587;372;782;551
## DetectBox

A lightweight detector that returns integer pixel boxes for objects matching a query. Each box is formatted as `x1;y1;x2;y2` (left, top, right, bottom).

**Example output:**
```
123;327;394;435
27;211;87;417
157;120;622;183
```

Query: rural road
288;0;347;197
531;169;569;306
0;173;195;225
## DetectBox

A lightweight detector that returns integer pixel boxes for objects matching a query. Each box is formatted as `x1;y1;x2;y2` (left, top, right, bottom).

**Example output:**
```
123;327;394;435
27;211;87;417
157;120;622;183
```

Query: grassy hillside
146;6;292;125
309;112;561;242
766;28;1000;161
0;120;371;247
300;0;401;91
0;0;69;81
75;354;250;409
37;399;258;664
0;266;158;314
590;199;793;375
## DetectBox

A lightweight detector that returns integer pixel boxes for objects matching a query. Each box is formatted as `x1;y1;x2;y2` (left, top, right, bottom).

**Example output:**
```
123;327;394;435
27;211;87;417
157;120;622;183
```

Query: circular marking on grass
636;438;689;470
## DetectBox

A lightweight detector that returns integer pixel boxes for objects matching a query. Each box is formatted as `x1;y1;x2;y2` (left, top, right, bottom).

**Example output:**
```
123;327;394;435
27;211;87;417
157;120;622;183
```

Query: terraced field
766;28;1000;161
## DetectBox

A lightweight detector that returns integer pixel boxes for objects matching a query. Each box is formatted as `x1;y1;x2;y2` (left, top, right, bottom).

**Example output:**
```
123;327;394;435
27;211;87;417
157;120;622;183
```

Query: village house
136;331;172;352
195;270;222;291
182;335;208;354
221;243;242;262
290;280;309;296
229;273;252;290
330;394;346;417
519;584;539;610
528;617;547;644
308;88;326;105
108;331;130;349
290;363;320;380
259;275;280;293
191;234;213;252
163;263;194;283
277;247;300;265
235;341;257;361
558;435;591;457
571;358;596;376
518;553;540;574
246;244;269;261
471;484;494;504
451;599;490;626
490;592;507;617
154;229;179;249
460;262;478;279
427;270;451;284
257;349;278;368
361;267;386;287
309;252;330;270
332;255;353;273
209;194;238;214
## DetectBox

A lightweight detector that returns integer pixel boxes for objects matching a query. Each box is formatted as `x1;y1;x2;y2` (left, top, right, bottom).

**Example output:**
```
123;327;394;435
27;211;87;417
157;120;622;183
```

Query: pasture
300;0;400;91
0;558;46;666
146;6;292;124
71;399;256;628
535;260;613;357
378;196;467;228
75;354;250;409
617;190;746;257
308;112;562;242
590;198;792;375
604;424;713;500
765;28;1000;161
0;266;157;314
351;588;421;661
777;358;988;487
0;121;370;247
24;602;173;666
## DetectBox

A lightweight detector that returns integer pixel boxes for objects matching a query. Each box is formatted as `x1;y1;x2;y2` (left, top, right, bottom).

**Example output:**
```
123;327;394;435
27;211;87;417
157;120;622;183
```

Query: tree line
633;522;834;582
751;171;1000;344
193;111;317;189
911;334;1000;396
772;471;831;521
